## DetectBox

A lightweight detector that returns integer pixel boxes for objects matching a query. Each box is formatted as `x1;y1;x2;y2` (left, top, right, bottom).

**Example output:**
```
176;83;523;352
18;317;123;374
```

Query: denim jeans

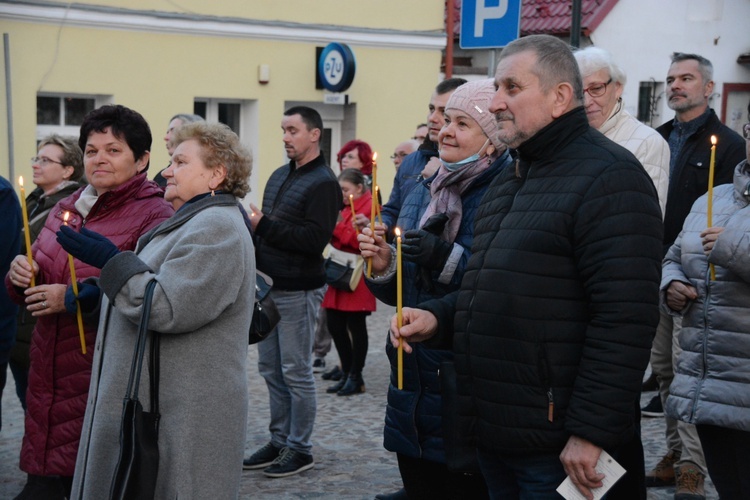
257;287;323;455
477;449;568;500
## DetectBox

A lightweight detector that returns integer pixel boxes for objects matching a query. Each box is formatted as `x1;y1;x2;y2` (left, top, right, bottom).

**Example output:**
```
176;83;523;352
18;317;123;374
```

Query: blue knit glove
57;226;120;269
64;282;101;314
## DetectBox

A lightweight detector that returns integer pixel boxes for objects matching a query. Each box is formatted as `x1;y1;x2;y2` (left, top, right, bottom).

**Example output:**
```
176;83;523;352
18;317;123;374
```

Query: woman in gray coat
58;122;255;499
662;113;750;499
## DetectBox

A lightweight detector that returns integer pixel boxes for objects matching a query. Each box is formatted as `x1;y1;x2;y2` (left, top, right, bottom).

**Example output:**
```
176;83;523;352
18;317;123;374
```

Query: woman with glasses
575;46;670;216
337;139;382;204
5;106;173;500
9;136;86;414
574;46;672;499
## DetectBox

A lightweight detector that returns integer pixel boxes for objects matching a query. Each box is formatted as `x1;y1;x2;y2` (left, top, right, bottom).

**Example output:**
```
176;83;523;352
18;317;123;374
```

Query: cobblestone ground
0;301;717;499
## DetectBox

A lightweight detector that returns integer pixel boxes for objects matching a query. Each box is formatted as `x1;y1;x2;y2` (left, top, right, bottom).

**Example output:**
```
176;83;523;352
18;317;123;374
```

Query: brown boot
645;449;681;487
674;463;705;500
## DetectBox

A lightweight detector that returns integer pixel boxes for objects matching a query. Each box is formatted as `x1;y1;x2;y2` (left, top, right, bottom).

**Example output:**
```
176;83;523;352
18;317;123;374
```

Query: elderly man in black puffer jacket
389;35;663;500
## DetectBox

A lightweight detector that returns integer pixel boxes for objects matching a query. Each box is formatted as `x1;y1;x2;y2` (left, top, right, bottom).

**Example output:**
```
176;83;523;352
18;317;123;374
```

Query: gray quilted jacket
663;160;750;432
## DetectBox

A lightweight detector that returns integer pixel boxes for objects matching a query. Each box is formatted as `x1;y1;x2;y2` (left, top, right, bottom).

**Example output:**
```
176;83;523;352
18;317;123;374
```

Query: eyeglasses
583;78;613;98
743;122;750;140
31;156;64;167
390;152;410;160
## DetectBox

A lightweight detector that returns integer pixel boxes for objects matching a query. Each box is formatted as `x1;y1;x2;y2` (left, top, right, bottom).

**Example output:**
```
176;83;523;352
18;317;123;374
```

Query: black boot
13;474;66;500
326;378;346;393
337;372;365;396
322;365;343;381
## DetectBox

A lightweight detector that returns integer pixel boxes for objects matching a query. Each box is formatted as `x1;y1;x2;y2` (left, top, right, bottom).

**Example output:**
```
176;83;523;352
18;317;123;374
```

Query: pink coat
322;191;376;312
4;173;173;476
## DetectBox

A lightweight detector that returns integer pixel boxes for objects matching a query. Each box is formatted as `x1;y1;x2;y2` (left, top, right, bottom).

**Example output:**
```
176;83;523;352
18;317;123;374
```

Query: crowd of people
0;32;749;500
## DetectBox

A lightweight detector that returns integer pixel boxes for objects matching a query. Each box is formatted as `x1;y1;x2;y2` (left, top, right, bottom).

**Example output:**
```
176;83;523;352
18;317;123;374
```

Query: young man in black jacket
244;106;341;478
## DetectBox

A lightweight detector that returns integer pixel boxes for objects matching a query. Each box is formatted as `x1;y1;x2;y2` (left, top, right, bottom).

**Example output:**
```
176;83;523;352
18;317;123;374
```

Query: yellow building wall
0;1;444;204
71;0;443;31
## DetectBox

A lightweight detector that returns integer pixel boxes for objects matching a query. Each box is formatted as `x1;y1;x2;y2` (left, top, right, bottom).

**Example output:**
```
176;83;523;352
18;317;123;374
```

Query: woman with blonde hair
58;122;256;499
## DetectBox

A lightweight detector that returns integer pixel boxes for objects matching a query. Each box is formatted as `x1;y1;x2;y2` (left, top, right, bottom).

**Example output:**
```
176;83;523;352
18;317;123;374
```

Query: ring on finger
42;292;46;300
42;301;48;309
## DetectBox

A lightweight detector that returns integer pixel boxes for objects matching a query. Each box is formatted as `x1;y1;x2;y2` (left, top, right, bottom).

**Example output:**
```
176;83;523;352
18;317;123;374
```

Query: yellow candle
18;176;35;287
368;153;378;277
395;227;403;390
708;135;717;281
348;194;358;235
64;212;87;354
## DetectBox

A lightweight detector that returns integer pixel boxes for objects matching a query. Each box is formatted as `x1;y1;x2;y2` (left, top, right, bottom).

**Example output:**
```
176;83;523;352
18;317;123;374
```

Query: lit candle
395;227;403;390
368;153;378;278
64;212;87;354
18;176;35;287
707;135;717;280
348;194;358;235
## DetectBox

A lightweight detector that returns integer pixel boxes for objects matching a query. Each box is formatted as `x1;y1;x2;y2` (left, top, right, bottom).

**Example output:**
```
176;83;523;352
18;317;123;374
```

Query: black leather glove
421;213;449;235
402;213;453;271
57;226;120;269
64;281;101;314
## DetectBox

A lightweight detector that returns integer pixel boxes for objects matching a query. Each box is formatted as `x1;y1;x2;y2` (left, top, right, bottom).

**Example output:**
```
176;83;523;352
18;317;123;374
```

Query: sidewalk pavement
0;301;717;499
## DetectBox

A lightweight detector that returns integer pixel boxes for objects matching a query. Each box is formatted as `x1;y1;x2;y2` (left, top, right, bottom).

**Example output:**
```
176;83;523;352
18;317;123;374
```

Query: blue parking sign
460;0;522;49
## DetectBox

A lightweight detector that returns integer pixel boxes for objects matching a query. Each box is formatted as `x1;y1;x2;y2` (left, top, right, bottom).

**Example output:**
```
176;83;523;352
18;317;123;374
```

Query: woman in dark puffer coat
361;80;512;499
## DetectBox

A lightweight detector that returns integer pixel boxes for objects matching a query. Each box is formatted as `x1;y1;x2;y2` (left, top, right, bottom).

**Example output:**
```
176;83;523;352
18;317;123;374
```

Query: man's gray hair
670;52;713;83
499;34;583;102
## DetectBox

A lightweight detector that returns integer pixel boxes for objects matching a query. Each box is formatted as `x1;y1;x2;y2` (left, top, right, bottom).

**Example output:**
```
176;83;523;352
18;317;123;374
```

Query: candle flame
372;152;378;162
63;211;70;225
394;227;401;237
18;176;23;187
711;135;717;145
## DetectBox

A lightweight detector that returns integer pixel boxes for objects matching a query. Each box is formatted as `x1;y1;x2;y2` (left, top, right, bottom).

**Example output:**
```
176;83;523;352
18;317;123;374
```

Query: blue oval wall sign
318;43;356;92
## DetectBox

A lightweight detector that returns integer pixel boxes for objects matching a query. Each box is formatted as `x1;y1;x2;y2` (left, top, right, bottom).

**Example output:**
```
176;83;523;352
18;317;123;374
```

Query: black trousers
326;309;368;374
397;453;488;500
697;424;750;499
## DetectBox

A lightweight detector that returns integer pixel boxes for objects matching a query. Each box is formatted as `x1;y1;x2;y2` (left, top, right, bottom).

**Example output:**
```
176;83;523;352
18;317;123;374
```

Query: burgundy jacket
5;172;173;476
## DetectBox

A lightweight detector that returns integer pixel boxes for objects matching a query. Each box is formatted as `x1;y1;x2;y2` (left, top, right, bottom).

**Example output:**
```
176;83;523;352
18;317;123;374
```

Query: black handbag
322;244;364;292
249;270;280;344
110;279;160;500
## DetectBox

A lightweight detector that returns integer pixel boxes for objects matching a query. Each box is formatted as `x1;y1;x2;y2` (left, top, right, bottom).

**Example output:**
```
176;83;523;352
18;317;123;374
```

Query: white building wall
590;0;750;128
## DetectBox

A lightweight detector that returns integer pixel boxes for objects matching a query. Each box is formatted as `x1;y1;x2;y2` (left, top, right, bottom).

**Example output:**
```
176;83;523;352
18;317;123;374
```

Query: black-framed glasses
30;156;64;167
583;78;613;98
390;152;410;160
743;122;750;140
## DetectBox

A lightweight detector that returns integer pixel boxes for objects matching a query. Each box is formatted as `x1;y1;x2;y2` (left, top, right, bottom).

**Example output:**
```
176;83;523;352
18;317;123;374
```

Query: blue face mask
439;138;490;172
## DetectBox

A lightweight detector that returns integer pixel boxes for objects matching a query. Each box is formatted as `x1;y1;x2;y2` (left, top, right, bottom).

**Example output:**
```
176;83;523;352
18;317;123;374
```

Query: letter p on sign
460;0;521;49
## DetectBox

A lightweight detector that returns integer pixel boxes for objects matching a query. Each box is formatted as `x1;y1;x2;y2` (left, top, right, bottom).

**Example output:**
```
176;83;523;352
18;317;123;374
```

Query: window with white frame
194;99;242;136
36;94;107;142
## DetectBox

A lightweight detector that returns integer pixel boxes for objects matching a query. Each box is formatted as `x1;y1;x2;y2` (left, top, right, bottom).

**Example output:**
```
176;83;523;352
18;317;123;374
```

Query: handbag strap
148;325;160;415
123;279;158;402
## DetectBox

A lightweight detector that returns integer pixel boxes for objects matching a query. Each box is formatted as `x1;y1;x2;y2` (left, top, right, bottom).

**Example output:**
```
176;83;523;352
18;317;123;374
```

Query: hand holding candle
708;135;717;281
64;212;87;354
18;176;36;287
395;227;403;390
